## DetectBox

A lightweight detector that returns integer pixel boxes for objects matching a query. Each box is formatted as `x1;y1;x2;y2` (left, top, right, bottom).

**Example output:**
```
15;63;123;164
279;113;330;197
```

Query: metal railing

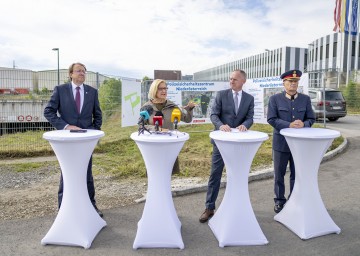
0;68;121;156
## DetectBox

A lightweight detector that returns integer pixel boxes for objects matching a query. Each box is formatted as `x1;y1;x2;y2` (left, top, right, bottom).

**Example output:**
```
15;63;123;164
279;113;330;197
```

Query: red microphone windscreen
153;116;163;127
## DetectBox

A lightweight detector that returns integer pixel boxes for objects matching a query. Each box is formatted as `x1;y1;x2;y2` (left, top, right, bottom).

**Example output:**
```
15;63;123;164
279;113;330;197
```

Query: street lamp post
308;43;314;87
52;48;60;86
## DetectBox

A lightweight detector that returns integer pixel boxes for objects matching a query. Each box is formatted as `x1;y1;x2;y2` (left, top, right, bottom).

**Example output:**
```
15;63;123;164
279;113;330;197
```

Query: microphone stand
172;119;185;138
174;119;179;138
154;121;160;132
138;119;151;135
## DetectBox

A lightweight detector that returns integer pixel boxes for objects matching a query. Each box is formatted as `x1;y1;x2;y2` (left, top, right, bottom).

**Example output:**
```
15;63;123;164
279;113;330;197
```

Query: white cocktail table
275;127;341;239
41;129;106;249
131;131;189;249
208;129;269;247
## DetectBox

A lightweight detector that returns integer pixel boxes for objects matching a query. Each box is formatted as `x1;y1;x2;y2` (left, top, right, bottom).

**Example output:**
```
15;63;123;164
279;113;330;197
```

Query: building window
320;45;323;60
326;44;329;59
312;49;314;62
352;40;356;56
333;42;337;57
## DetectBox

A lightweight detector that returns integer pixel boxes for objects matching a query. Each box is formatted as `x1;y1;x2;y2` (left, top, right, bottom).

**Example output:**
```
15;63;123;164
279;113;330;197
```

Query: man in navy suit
267;69;315;213
44;62;103;217
199;69;254;223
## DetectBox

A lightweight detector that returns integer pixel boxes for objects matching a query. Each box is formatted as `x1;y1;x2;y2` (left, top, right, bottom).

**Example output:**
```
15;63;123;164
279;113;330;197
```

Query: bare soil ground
0;165;146;220
0;161;207;220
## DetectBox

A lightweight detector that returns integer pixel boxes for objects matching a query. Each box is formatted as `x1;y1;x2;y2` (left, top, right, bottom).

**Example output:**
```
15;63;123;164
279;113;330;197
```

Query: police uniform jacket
267;91;315;152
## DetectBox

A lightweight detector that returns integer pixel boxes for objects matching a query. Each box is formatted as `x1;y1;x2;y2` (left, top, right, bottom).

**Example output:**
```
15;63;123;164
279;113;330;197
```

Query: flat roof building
193;46;308;81
193;32;360;88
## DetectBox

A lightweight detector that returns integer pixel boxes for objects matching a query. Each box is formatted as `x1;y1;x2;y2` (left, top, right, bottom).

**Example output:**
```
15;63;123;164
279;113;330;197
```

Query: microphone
138;111;150;124
153;116;163;131
138;105;154;135
140;105;154;116
153;111;163;132
138;105;153;124
171;108;181;130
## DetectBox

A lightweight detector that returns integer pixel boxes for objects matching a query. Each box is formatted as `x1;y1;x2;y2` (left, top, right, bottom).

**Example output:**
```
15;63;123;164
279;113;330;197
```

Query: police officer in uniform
267;70;315;213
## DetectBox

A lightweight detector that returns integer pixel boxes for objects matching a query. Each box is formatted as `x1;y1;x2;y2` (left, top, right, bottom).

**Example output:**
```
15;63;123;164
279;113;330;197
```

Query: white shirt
232;90;242;110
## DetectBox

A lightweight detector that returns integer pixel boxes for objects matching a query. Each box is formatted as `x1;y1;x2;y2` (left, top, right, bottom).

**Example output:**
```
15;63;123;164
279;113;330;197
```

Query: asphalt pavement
1;119;359;256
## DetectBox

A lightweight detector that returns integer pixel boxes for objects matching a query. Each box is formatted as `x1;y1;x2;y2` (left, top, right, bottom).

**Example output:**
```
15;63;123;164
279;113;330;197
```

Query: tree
41;87;49;95
98;78;122;118
344;81;359;109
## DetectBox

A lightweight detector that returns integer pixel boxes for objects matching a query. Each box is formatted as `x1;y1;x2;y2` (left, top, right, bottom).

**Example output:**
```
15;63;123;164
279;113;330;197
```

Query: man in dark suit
267;69;315;213
44;62;103;217
199;69;254;223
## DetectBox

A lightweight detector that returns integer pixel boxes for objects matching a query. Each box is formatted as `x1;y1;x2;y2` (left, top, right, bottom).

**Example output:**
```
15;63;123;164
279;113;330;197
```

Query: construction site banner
121;79;142;127
121;74;308;127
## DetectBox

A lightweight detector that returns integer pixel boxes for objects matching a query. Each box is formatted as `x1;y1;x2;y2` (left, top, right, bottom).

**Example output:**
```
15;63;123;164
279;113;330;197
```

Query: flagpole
336;0;343;88
346;0;353;86
346;35;350;86
354;0;360;80
338;33;343;88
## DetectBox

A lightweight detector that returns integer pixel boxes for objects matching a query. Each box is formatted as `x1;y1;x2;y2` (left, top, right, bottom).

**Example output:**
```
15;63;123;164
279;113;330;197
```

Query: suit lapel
66;83;78;114
226;89;237;115
82;84;90;112
238;92;246;115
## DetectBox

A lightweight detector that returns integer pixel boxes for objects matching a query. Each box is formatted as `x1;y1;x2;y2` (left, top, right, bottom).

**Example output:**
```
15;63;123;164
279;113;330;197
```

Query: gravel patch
0;164;208;221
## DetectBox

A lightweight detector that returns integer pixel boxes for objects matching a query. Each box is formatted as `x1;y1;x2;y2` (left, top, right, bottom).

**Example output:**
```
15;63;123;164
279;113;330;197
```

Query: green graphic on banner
124;92;140;115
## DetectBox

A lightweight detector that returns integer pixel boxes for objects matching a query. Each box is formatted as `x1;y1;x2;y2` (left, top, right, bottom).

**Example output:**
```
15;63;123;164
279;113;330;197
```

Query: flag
351;0;359;35
333;0;359;34
340;0;350;32
333;0;342;32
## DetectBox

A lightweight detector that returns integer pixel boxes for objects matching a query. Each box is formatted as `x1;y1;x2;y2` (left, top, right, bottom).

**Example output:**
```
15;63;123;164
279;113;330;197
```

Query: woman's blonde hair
148;79;166;100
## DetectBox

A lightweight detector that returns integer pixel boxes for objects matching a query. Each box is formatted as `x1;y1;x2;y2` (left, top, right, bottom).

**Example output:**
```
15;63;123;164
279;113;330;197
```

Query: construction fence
1;68;359;157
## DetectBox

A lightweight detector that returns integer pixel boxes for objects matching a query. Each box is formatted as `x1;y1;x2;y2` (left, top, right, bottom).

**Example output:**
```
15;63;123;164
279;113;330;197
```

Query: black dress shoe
96;208;104;217
94;206;104;217
199;209;214;223
274;204;284;213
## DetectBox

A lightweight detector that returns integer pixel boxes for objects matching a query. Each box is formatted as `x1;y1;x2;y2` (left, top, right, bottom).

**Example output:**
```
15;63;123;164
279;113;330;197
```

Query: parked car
308;88;347;121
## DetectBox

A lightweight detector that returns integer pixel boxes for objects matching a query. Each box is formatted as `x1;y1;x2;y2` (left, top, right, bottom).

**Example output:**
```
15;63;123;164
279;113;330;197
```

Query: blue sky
0;0;334;79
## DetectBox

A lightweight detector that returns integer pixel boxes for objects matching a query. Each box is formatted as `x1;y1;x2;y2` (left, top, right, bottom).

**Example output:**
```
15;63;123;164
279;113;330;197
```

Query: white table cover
41;130;106;249
208;129;269;247
275;127;341;239
131;131;189;249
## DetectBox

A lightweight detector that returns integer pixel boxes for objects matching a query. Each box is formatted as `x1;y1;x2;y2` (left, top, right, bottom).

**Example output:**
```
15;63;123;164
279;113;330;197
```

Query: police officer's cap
280;70;302;80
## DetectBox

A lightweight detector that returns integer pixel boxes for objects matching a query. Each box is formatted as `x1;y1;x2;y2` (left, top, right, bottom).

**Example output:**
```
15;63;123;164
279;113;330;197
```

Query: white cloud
0;0;335;78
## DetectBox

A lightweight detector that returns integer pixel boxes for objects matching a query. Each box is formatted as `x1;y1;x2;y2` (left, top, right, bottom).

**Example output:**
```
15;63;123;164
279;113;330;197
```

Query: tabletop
280;128;340;139
43;129;105;141
130;131;189;143
210;129;269;142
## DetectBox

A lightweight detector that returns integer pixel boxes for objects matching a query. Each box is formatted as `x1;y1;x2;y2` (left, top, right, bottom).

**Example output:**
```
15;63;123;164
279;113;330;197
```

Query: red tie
75;87;81;114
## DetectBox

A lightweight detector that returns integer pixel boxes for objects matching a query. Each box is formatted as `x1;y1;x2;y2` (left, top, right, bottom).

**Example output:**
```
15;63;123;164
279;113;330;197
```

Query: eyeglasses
73;70;87;74
158;87;168;91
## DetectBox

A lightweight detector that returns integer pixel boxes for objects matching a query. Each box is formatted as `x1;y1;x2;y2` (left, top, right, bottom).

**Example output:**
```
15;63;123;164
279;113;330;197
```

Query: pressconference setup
40;107;341;249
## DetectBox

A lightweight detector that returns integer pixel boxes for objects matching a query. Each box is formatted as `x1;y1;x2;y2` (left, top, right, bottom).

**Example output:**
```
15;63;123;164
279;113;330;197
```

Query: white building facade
307;32;360;87
194;46;308;81
194;32;360;88
0;67;111;93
